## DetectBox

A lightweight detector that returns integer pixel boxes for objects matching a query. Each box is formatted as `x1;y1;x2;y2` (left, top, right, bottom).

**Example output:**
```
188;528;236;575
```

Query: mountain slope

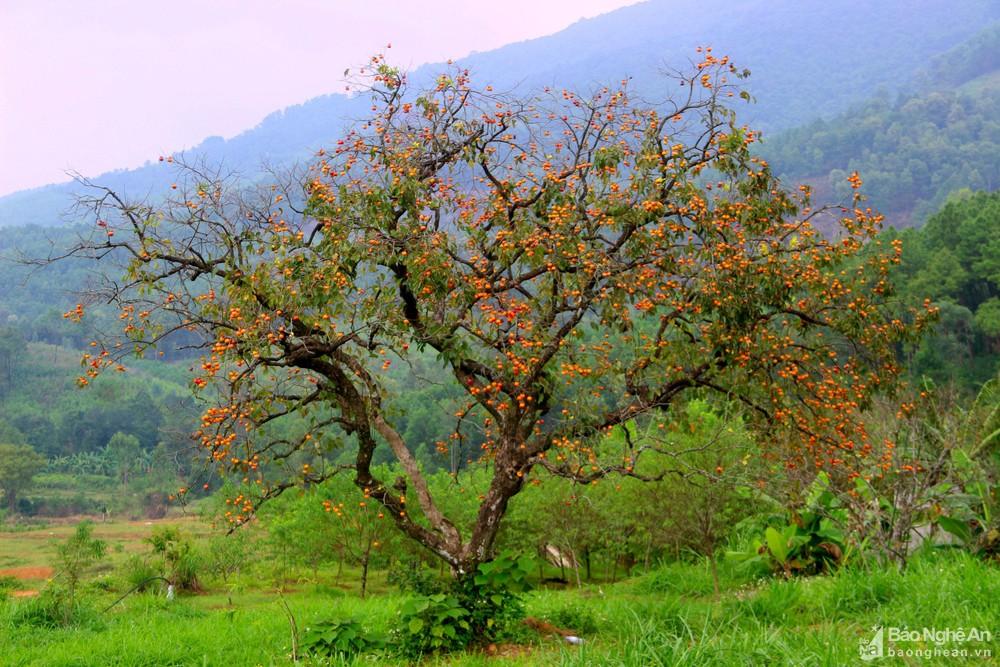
761;22;1000;226
2;0;998;227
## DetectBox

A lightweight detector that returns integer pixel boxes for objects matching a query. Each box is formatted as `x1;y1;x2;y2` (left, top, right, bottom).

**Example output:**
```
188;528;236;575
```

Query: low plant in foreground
301;617;383;660
391;551;534;657
456;551;533;641
728;473;847;577
395;592;471;657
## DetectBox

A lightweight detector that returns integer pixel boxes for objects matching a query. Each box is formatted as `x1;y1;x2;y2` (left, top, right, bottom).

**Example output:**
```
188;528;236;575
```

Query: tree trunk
570;547;582;588
705;525;720;598
360;557;369;598
452;454;527;575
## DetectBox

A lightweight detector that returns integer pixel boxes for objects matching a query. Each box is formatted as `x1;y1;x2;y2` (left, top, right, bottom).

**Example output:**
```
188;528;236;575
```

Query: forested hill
761;22;1000;227
2;0;998;227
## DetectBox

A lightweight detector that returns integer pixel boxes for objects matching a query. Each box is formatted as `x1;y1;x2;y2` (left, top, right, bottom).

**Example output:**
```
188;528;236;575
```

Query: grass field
1;517;997;666
0;516;207;571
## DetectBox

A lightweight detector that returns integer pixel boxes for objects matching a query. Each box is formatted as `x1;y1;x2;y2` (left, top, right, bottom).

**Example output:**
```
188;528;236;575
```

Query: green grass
0;517;207;571
0;549;996;666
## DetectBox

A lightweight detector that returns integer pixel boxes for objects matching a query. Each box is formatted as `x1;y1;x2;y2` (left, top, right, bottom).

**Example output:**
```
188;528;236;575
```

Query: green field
1;517;997;666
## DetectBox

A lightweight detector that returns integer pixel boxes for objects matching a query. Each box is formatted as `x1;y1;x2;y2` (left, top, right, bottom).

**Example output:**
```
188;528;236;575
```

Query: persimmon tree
321;482;394;598
61;52;929;575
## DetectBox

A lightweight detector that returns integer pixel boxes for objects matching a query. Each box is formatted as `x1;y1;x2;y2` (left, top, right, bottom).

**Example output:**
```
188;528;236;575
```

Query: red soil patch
0;566;54;581
524;616;576;637
11;590;39;598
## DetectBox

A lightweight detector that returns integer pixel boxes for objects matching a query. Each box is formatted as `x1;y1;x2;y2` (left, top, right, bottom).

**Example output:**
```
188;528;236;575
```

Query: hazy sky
0;0;638;197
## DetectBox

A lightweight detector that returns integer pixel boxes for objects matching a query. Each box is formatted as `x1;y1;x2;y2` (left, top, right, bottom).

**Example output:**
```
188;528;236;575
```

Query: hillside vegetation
763;23;1000;225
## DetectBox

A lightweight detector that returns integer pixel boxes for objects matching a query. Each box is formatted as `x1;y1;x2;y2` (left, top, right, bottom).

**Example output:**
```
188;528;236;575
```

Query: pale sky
0;0;638;197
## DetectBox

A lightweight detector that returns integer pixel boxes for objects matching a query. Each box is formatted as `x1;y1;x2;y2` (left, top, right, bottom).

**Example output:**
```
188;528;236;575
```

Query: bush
727;473;847;578
456;551;533;643
301;618;383;659
121;554;163;593
171;549;201;591
7;588;104;630
27;494;104;517
391;551;534;656
395;593;471;658
145;527;202;591
7;591;67;629
52;520;106;622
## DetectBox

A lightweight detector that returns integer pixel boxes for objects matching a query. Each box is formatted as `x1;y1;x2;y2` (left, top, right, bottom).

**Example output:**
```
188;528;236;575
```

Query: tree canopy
60;53;926;572
0;442;46;512
887;190;1000;387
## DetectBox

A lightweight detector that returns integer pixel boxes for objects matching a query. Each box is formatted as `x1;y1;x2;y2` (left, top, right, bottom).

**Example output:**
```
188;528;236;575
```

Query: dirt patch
11;590;39;598
0;566;55;581
524;616;576;637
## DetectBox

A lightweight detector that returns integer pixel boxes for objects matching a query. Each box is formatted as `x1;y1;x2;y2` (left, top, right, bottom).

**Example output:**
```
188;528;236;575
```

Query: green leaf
766;526;790;564
937;516;973;544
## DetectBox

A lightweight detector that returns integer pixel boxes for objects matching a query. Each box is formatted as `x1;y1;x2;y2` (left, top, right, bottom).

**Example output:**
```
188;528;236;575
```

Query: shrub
88;574;115;593
455;551;533;643
121;554;163;593
727;473;847;578
391;551;533;656
7;588;104;630
145;526;202;591
8;590;67;629
52;520;106;623
395;593;471;658
301;618;382;659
